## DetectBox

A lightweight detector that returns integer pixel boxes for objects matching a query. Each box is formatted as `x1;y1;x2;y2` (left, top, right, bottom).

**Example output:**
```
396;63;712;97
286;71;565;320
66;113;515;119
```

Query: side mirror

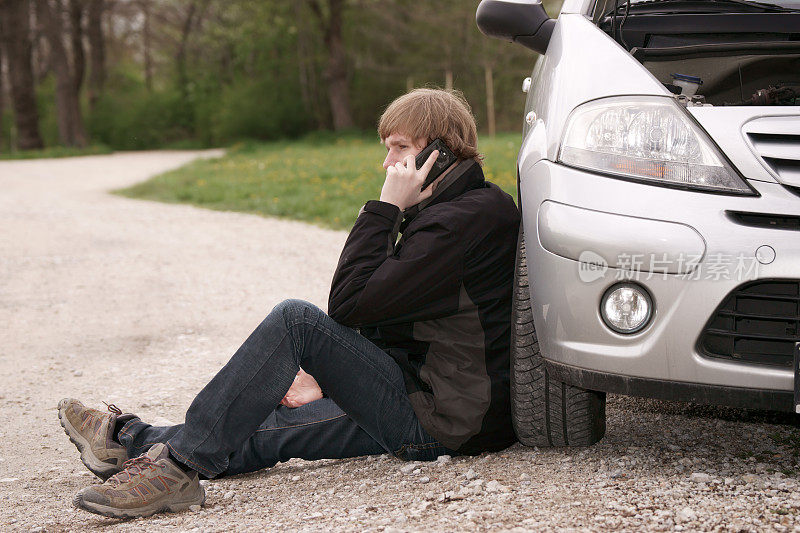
476;0;555;54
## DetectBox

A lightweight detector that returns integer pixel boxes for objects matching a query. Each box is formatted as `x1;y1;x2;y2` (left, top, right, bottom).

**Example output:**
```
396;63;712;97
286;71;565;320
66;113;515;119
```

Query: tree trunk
32;20;49;84
0;0;44;150
69;0;84;95
310;0;354;131
68;0;86;144
294;1;324;129
36;0;87;147
140;0;152;91
444;41;453;91
484;64;495;137
0;33;5;150
176;1;197;99
86;0;105;110
323;0;354;130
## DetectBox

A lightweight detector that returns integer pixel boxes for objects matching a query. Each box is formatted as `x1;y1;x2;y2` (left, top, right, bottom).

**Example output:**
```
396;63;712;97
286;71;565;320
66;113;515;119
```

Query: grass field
117;132;521;230
0;144;113;160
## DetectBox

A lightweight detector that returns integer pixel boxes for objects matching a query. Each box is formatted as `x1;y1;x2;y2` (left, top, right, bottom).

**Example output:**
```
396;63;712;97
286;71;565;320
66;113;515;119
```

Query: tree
0;0;44;150
86;0;105;109
309;0;354;131
36;0;87;147
176;0;199;99
0;30;4;150
294;1;326;129
69;0;85;96
138;0;153;91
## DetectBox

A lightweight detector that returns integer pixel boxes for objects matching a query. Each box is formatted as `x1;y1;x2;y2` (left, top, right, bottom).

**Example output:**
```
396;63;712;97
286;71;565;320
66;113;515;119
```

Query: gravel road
1;151;799;532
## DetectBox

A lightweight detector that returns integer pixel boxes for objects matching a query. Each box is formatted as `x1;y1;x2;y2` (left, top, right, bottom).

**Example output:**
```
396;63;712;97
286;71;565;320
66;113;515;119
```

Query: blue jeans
117;299;455;477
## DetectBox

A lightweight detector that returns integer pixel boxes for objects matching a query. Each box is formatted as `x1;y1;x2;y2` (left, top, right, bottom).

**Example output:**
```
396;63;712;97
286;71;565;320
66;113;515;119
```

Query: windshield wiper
604;0;800;16
739;0;800;11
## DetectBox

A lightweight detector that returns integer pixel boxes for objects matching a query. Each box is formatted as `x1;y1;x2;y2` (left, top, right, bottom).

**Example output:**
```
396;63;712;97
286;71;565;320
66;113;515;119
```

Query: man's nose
382;154;394;170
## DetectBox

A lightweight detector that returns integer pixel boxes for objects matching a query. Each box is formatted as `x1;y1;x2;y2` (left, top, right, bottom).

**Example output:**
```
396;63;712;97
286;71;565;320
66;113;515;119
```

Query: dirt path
1;151;799;532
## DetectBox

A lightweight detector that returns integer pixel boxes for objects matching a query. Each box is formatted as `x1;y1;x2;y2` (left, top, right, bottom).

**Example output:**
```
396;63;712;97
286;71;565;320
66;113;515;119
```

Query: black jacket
328;159;520;454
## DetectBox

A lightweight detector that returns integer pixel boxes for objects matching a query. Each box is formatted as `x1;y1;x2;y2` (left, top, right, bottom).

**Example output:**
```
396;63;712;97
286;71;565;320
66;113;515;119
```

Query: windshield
629;0;800;7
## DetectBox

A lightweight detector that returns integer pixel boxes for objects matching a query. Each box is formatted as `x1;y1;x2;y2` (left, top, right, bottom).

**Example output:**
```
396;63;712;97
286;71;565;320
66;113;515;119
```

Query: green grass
116;132;521;230
0;144;113;160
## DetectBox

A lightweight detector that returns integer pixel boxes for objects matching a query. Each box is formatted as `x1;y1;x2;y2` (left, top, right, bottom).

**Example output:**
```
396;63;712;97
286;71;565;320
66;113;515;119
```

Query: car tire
511;228;607;446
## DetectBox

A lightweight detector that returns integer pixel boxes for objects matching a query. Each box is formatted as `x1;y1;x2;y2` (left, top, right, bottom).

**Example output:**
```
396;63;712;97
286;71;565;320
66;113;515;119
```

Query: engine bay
594;3;800;105
641;52;800;106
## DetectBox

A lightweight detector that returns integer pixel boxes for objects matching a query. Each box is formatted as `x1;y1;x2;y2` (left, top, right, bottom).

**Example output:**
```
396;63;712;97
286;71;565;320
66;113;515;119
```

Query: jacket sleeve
328;200;464;327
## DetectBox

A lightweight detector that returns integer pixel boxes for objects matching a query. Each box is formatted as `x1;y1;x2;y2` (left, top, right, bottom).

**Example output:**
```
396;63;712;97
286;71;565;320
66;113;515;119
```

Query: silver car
477;0;800;446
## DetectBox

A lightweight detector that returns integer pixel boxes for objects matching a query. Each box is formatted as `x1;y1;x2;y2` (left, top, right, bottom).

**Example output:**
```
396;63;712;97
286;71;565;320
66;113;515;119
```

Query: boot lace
107;455;166;486
102;401;122;415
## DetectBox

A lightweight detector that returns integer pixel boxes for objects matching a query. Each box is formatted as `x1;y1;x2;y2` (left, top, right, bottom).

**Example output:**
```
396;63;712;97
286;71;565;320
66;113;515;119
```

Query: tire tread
510;229;606;447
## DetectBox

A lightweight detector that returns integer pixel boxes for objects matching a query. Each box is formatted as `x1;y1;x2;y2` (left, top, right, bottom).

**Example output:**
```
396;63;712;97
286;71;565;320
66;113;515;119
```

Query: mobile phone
415;139;458;191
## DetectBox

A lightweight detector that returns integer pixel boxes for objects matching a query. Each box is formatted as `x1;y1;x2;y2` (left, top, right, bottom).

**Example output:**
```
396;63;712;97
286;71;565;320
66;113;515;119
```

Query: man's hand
379;150;439;211
280;368;323;408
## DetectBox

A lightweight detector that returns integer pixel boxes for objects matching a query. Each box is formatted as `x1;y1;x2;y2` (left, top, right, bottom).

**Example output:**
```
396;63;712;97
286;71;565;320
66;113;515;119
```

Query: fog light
601;283;653;334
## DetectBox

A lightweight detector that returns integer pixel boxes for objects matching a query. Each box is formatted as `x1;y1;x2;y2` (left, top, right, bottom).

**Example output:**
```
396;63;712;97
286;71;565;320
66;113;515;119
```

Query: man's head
378;88;482;170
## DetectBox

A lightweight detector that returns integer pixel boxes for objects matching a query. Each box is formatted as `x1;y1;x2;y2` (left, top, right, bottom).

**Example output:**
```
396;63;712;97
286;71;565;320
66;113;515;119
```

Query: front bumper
547;360;793;411
521;160;800;400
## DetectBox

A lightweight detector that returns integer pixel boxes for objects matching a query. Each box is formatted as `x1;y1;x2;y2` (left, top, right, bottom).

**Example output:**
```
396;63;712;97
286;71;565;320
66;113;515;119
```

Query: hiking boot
58;398;130;480
73;443;205;518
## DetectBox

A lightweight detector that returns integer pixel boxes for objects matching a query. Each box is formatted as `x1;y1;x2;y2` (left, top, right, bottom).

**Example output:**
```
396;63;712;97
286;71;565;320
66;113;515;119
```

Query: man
58;88;520;518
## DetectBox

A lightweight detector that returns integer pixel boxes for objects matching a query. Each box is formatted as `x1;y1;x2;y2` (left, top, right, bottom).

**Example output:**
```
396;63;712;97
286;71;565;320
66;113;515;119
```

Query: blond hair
378;88;483;164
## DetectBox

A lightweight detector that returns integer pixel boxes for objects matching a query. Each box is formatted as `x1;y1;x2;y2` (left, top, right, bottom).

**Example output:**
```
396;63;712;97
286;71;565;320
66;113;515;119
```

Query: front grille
744;117;800;187
699;280;800;367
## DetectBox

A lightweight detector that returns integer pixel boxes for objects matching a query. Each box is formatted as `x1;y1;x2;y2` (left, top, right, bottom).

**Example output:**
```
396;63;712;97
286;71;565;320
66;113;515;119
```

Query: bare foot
280;368;323;408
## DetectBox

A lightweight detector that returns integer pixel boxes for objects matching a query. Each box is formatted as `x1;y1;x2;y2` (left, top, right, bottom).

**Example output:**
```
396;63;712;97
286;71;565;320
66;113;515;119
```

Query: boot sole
73;489;205;519
57;400;121;481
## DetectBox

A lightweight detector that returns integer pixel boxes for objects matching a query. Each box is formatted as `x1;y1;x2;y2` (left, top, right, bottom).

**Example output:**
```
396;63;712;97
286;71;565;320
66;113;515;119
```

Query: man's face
382;133;427;170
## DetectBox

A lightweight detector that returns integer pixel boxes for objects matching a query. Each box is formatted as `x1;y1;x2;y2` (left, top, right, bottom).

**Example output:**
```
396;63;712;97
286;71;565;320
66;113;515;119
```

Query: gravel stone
485;480;509;493
676;507;697;523
399;463;418;475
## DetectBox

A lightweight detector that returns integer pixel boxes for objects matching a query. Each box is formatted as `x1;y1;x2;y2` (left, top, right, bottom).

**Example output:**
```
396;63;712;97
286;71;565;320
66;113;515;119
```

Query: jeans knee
272;299;320;326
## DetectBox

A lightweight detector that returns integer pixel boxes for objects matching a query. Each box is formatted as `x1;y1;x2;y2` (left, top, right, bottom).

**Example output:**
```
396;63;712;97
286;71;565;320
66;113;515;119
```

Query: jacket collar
400;159;485;231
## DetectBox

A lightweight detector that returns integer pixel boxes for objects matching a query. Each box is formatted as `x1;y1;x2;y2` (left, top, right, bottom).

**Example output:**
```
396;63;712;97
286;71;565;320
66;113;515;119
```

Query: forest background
0;0;562;154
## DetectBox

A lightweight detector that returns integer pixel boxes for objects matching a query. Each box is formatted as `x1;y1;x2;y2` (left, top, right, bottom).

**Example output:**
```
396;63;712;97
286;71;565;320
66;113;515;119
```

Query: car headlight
557;96;754;194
